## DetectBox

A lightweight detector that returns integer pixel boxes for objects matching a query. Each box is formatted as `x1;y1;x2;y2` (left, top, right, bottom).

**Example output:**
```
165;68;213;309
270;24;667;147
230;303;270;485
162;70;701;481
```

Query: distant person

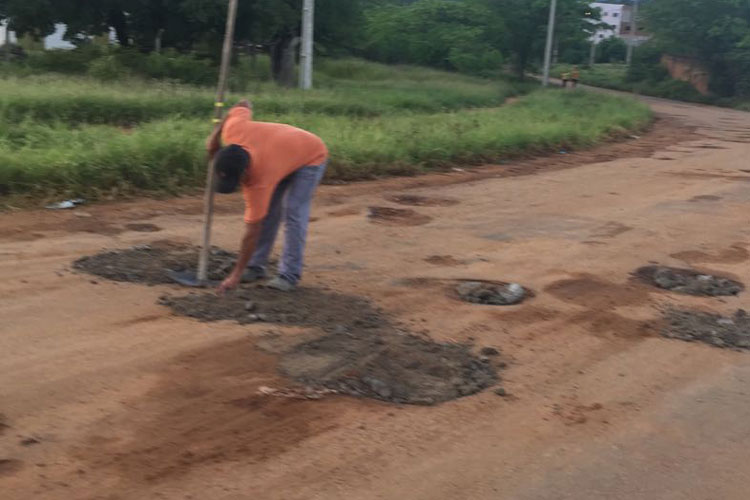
206;99;328;293
561;71;570;88
571;66;581;88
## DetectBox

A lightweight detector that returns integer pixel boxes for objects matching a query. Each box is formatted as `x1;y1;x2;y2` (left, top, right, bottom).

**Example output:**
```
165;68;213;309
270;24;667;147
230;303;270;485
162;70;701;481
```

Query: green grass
0;60;521;125
0;89;651;198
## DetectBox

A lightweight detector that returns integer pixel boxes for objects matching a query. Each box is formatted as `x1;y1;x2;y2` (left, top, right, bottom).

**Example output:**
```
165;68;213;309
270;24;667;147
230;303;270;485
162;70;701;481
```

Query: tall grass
0;91;651;198
0;60;520;124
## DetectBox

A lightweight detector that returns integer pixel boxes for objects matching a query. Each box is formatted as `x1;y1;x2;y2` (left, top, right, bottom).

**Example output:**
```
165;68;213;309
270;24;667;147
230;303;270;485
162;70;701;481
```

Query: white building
591;2;649;45
591;3;625;43
1;22;76;50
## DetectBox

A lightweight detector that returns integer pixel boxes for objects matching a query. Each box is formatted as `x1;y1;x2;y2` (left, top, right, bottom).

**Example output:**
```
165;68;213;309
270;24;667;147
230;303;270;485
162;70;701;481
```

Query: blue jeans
248;161;327;285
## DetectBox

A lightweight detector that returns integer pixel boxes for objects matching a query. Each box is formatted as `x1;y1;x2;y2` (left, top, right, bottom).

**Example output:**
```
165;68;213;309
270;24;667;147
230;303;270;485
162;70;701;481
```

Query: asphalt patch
664;309;750;350
159;287;500;405
73;242;237;285
455;281;528;305
367;206;432;226
385;194;460;207
635;265;743;297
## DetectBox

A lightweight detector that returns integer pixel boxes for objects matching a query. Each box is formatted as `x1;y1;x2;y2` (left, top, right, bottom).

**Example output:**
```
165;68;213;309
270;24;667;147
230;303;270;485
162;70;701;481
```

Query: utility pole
299;0;315;90
589;41;596;66
3;19;11;63
542;0;558;87
626;0;639;65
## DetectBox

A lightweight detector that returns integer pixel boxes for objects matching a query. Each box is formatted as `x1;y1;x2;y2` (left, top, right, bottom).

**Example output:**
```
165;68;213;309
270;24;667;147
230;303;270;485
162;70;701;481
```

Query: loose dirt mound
635;265;743;297
73;242;237;285
664;309;750;350
367;206;432;226
385;194;459;207
455;281;528;305
160;287;500;405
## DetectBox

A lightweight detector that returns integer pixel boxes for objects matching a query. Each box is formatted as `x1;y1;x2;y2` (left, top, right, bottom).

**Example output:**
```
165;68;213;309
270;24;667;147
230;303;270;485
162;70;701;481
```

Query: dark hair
214;144;250;194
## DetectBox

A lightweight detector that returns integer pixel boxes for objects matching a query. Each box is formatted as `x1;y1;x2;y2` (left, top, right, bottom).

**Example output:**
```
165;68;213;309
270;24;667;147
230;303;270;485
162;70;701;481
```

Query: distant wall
661;54;710;95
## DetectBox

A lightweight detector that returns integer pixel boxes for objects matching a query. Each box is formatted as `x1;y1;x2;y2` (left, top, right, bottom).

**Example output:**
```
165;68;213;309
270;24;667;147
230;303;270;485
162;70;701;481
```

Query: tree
0;0;57;39
364;0;502;73
643;0;750;96
597;36;627;63
0;0;365;85
477;0;601;77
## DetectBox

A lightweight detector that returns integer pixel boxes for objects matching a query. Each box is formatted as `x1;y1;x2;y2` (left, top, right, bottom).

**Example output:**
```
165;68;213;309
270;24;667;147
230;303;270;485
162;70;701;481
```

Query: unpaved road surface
2;96;750;499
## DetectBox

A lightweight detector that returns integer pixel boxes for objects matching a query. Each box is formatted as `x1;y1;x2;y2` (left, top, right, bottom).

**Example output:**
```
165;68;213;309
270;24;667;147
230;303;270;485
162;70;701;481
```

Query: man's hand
217;271;241;295
216;222;262;295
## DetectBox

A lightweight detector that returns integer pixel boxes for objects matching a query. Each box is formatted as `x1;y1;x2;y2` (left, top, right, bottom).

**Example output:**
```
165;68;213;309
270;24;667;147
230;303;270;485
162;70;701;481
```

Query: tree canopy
643;0;750;96
0;0;601;77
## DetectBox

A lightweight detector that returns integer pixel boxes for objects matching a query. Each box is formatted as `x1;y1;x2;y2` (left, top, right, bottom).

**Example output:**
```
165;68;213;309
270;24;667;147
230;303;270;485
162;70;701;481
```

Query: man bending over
207;100;328;293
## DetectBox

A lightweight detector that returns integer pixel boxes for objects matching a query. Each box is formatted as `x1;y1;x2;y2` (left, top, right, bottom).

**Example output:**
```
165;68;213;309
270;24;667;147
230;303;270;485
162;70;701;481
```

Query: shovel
169;0;239;288
167;269;215;288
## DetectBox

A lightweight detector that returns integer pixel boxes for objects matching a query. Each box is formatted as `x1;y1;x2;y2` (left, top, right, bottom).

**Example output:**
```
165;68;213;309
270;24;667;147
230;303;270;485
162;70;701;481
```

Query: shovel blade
167;269;210;288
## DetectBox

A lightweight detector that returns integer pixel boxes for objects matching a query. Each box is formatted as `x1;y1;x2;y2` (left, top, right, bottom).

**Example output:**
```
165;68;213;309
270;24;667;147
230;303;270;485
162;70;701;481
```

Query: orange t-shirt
221;106;328;223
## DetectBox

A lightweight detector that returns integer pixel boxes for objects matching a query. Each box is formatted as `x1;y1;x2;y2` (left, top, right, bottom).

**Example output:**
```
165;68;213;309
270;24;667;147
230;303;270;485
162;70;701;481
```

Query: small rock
494;387;507;397
364;377;392;399
480;347;500;356
20;437;40;446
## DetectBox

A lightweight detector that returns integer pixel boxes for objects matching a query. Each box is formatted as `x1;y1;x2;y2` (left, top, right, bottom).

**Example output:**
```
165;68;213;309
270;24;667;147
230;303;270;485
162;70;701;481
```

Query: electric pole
299;0;315;90
626;0;639;65
542;0;558;86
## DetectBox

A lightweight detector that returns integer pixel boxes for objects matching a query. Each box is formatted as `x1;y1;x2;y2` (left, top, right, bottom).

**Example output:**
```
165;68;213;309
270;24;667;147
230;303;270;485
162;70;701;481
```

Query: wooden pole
197;0;239;283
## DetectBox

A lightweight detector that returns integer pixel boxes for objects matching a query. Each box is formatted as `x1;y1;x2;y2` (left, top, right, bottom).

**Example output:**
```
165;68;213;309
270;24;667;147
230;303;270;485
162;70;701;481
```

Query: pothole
160;287;502;405
424;255;464;266
125;223;162;232
635;265;743;297
73;242;237;285
385;194;459;207
664;309;750;350
454;281;529;306
367;206;432;226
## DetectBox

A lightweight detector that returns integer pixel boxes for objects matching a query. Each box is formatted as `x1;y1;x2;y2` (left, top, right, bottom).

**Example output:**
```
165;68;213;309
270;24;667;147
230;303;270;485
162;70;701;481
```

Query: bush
626;43;668;83
638;79;711;103
88;55;131;81
26;46;104;74
596;38;627;64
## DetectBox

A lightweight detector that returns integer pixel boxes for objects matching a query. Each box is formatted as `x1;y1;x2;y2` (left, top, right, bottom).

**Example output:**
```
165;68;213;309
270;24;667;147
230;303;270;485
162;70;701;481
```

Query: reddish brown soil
3;98;750;500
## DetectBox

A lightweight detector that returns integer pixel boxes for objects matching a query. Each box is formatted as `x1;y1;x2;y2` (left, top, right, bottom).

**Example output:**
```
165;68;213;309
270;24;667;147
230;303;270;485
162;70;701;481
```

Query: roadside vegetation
0;59;651;201
554;61;750;110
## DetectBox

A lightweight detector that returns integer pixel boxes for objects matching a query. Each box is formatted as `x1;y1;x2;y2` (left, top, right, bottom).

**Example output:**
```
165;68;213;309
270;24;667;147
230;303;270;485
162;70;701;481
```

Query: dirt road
2;95;750;500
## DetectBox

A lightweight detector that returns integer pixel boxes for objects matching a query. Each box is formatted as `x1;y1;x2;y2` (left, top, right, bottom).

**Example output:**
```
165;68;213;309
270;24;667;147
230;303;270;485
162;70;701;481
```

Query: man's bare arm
217;221;262;294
